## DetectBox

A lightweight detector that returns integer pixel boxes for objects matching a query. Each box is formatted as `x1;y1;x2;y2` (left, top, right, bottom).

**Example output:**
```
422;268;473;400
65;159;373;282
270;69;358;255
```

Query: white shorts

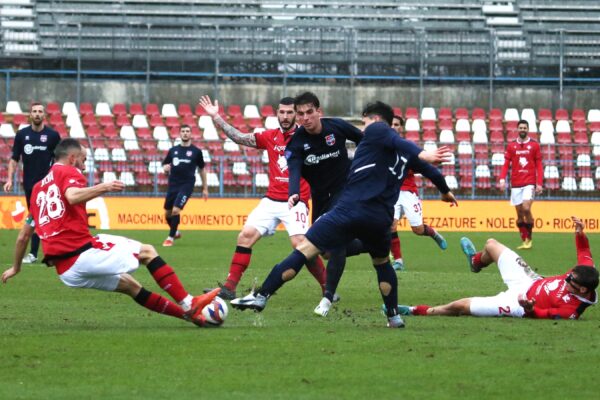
393;191;423;226
469;248;541;318
510;185;535;206
59;234;142;292
245;198;309;237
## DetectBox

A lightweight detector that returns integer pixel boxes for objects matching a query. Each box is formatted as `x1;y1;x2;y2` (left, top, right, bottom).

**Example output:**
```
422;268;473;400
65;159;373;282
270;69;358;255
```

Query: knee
282;269;297;282
237;228;258;247
171;208;181;216
138;244;158;264
411;225;424;235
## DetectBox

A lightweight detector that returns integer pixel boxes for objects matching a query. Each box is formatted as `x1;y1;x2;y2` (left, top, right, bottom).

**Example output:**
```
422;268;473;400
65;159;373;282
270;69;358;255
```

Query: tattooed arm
198;95;257;148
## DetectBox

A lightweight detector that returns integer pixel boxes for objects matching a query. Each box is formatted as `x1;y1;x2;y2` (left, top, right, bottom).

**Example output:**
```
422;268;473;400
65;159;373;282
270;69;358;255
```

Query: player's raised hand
198;95;220;118
1;266;20;284
571;216;584;233
441;192;458;207
419;146;453;165
288;194;300;209
3;180;12;192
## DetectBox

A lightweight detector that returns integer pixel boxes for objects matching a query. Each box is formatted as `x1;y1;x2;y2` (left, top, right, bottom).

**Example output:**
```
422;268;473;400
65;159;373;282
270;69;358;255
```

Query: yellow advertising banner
0;196;598;233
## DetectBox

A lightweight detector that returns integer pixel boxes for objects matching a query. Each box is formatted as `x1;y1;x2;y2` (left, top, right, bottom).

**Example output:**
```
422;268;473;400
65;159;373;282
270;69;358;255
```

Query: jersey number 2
36;183;66;226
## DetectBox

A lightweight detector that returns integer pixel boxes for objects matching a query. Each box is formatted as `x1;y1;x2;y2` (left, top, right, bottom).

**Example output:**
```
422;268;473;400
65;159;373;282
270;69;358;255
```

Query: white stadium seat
243;104;260;119
504;108;520;121
157;140;172;151
539;130;555;145
202;125;219;141
561;177;577;191
223;139;240;152
471;119;487;135
198;115;214;129
255;173;269;188
69;123;86;138
579;178;594;192
161;103;178;117
207;172;220;187
120;125;136;140
62;102;78;116
201;149;211;163
445;175;458;190
455;119;470;132
123;139;139;151
6;100;22;114
405;118;420;131
96;102;112;116
132;114;149;128
421;107;437;121
555;120;571;134
153;126;169;141
538;120;554;135
544;166;559;179
93;148;109;161
264;116;279;130
0;123;16;137
587;109;600;122
457;141;473;155
439;130;455;144
120;172;135;186
491;153;505;166
148;161;163;174
232;162;249;175
111;148;127;161
102;171;117;183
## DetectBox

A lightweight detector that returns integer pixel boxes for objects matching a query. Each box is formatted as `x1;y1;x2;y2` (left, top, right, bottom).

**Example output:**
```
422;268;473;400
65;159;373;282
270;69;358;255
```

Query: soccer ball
201;297;229;326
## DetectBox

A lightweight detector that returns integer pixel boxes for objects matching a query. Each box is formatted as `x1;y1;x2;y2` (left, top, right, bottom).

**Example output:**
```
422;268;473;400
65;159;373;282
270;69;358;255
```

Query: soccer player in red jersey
197;95;327;300
389;115;447;271
499;119;543;249
1;138;221;327
395;216;597;320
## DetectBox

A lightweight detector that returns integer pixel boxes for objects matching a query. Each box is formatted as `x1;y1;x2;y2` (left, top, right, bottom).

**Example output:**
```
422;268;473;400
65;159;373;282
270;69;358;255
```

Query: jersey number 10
36;183;66;226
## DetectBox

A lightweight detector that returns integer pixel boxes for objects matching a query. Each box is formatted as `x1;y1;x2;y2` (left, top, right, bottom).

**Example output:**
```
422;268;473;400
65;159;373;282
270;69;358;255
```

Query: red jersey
499;137;543;188
30;163;93;261
400;170;418;194
255;127;311;203
525;233;596;319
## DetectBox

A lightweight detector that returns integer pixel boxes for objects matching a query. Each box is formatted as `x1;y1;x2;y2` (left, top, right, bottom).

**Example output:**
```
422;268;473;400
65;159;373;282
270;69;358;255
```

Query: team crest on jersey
40;135;47;143
303;143;310;150
25;135;30;140
325;134;335;146
174;151;178;155
186;150;192;157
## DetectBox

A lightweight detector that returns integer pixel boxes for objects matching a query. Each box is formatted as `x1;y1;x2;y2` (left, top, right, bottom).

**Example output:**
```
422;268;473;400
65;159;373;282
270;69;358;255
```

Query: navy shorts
305;202;392;259
164;189;192;210
311;191;341;223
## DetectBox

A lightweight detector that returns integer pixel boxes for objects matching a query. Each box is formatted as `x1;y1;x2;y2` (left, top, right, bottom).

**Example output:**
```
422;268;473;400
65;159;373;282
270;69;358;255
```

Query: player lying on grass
392;216;597;319
1;138;221;327
231;101;456;328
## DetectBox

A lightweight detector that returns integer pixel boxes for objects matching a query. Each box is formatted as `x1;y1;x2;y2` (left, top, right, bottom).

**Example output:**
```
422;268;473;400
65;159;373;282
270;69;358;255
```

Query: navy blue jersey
11;126;61;192
162;144;205;188
286;118;363;200
338;122;449;213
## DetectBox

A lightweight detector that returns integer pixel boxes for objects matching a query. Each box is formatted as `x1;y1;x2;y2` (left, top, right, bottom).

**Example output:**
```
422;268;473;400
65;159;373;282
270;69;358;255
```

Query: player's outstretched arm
65;181;125;205
418;146;452;165
441;192;458;207
198;95;257;148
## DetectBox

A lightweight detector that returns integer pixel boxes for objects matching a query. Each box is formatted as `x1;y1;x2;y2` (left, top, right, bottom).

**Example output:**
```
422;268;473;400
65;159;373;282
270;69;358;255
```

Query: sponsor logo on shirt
173;157;192;166
325;134;336;146
277;154;288;172
304;150;340;165
24;144;48;155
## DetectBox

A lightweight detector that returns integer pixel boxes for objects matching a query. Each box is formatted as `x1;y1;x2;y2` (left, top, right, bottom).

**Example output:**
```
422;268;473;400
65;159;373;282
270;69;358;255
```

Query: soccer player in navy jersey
4;102;60;264
285;91;364;308
161;124;208;247
232;101;457;328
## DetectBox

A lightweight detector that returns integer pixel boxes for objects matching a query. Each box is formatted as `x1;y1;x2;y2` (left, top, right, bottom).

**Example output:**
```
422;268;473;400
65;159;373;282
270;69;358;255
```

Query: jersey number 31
36;183;66;226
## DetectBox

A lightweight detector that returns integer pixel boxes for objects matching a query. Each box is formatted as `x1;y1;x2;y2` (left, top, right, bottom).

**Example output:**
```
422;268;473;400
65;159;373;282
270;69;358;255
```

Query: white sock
179;294;193;312
167;236;174;241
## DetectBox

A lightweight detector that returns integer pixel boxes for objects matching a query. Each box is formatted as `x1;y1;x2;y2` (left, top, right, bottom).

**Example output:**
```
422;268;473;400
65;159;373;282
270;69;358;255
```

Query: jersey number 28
36;183;66;226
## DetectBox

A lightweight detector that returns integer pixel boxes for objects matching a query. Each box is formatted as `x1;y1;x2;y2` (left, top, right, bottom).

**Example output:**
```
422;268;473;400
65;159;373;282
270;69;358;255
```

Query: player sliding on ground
392;216;597;319
1;138;221;327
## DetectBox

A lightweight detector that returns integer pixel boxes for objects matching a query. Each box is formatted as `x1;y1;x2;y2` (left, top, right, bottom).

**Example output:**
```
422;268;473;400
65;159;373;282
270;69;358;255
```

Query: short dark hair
294;92;320;110
30;102;44;111
54;138;82;160
180;124;191;131
572;265;599;291
279;97;295;106
393;115;404;127
362;101;394;126
518;119;529;128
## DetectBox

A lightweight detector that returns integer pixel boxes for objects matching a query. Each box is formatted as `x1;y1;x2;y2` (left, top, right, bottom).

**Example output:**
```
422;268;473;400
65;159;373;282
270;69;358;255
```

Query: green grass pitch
1;229;598;399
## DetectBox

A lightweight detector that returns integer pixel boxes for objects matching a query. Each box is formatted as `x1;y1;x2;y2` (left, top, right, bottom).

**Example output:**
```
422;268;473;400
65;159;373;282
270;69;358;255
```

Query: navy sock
259;249;307;297
345;239;365;257
169;215;180;237
324;247;346;302
374;261;398;317
30;233;40;257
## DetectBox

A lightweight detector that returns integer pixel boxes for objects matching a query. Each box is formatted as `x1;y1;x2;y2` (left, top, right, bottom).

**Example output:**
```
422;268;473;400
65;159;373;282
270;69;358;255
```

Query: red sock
517;223;527;241
422;224;437;237
390;232;402;260
413;305;430;316
225;246;252;290
306;256;326;293
525;223;533;240
134;288;185;319
146;257;189;303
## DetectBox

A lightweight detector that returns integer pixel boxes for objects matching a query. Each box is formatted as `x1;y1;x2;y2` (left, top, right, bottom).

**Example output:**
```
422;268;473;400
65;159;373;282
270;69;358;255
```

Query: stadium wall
1;77;598;115
2;196;599;233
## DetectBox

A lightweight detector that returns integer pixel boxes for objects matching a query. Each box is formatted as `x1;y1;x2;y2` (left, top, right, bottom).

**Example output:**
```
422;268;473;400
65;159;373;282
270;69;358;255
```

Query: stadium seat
260;105;275;117
198;115;214;130
421;130;436;143
119;171;135;186
201;149;211;163
438;108;452;121
587;109;600;122
0;123;16;137
159;104;177;118
555;109;569;121
115;114;131;127
95;102;112;116
149;114;164;127
521;108;536;124
405;118;420;132
422;120;436;131
455;130;470;142
538;120;554;136
504;108;520;122
86;125;101;138
255;173;269;188
404;108;419;119
455;108;469;120
94;148;110;161
423;141;438;152
471;119;486;134
579;177;595;191
438;119;453;131
439;130;455;145
123;139;140;151
130;103;144;115
145;104;159;116
132;115;149;128
405;131;420;142
227;105;242;118
82;113;97;127
455;119;470;133
69;124;86;138
572;109;586;122
203;125;219;141
421;107;436;121
243;105;260;119
80;103;94;115
573;120;587;134
261;150;269;163
178;104;192;117
444;175;458;190
539;129;555;145
538;109;552;121
112;103;127;116
49;113;64;126
153;126;169;141
101;170;118;183
164;117;179;129
457;141;473;156
45;102;60;115
111;148;127;161
577;154;591;167
561;176;577;191
65;113;81;128
206;172;220;188
62;102;78;116
264;116;279;130
148;161;163;174
472;128;488;145
472;108;486;120
556;132;572;144
489;108;503;121
591;131;600;146
6;101;22;114
224;139;241;153
555;120;570;134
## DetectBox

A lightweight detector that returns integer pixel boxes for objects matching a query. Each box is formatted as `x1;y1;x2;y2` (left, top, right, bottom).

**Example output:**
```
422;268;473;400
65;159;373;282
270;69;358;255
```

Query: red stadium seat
46;102;61;115
149;114;164;127
113;103;127;116
136;127;152;140
555;109;569;121
80;103;94;115
556;132;572;144
99;115;114;127
13;114;27;125
572;109;586;122
489;130;504;144
181;114;195;127
49;113;64;126
538;109;552;121
421;130;437;142
260;105;275;117
405;131;420;142
130;103;144;115
227;105;242;117
165;117;180;129
438;108;452;121
489;120;503;132
145;103;160;116
86;125;101;138
404;107;418;119
506;130;518;142
103;125;118;138
115;114;131;127
422;120;436;131
455;131;470;142
82;114;97;127
489;108;502;121
169;127;180;139
573;120;587;134
438;119;453;131
472;108;486;120
455;108;469;120
178;103;192;117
